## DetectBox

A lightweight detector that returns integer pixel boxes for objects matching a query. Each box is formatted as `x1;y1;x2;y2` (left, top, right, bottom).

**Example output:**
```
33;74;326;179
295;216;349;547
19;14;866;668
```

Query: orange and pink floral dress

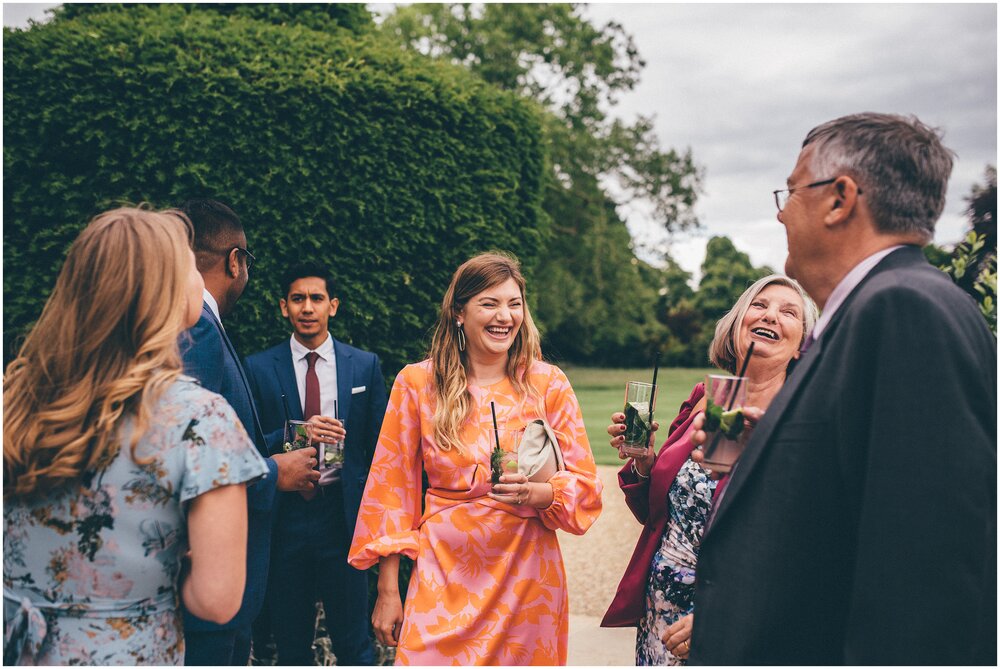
349;359;602;665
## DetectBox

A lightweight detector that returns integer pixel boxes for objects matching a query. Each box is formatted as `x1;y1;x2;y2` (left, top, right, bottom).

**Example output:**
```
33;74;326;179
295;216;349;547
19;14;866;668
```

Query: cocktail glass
490;427;523;484
283;419;312;452
317;418;346;486
701;374;748;473
621;381;657;457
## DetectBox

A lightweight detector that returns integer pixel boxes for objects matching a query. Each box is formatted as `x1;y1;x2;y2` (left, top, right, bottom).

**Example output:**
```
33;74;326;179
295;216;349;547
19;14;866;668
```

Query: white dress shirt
289;332;339;419
811;245;904;341
203;288;222;324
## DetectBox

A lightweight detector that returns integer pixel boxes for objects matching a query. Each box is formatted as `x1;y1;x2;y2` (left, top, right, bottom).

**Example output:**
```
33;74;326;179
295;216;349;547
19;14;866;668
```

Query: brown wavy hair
428;252;543;452
4;207;195;501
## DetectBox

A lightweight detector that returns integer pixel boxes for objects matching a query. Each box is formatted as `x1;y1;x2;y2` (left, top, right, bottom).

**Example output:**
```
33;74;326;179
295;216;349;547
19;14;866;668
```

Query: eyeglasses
233;247;256;270
772;177;862;212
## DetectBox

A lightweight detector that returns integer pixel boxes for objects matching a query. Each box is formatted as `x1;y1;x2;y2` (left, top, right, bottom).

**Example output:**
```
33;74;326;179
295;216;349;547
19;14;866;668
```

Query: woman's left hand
662;613;693;659
489;471;553;509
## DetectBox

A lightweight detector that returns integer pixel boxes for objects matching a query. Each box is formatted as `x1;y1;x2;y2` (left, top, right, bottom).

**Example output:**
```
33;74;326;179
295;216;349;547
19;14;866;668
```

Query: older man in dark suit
179;199;319;666
688;114;996;665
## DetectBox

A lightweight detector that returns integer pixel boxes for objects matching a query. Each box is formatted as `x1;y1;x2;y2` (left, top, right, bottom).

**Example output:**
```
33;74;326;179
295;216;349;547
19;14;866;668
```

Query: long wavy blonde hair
4;207;196;501
429;252;543;452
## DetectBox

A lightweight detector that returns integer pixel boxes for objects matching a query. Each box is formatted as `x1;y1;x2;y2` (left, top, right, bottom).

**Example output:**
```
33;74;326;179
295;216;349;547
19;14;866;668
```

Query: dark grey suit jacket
690;246;996;665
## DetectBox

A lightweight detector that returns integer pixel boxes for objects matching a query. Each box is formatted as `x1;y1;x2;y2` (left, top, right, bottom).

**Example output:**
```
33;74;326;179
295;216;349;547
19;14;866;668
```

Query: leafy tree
380;3;702;364
382;4;701;235
3;4;546;375
680;236;773;365
954;165;997;297
52;3;375;33
930;166;997;335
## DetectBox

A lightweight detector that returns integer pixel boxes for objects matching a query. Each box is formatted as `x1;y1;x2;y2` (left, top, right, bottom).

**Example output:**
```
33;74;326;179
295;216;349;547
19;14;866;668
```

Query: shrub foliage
3;5;546;375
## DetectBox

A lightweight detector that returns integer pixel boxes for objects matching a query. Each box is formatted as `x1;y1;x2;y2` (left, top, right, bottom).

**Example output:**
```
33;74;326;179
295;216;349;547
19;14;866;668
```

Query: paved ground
563;464;642;665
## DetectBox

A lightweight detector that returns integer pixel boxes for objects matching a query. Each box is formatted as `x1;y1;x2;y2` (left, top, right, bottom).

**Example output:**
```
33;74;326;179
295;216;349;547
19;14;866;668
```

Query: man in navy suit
179;199;320;666
688;114;996;664
245;262;388;665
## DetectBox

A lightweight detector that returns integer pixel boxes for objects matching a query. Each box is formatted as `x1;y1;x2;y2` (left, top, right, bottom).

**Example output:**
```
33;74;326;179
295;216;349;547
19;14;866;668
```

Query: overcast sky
5;3;997;278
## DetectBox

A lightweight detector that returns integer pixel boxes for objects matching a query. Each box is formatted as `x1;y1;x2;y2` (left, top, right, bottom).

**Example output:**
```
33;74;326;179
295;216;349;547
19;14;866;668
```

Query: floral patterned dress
3;377;269;665
635;458;717;666
348;360;603;665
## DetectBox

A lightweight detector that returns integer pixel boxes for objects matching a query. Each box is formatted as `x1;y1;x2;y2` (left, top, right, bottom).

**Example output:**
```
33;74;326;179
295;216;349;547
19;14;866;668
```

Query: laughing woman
601;274;817;665
349;252;603;665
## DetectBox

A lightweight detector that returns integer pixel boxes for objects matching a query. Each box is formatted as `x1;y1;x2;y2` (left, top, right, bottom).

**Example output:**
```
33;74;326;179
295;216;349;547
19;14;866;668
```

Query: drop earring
456;322;466;352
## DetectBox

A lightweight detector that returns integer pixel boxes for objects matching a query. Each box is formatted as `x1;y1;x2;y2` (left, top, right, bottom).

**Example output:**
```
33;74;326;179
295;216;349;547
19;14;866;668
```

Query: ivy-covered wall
3;4;547;377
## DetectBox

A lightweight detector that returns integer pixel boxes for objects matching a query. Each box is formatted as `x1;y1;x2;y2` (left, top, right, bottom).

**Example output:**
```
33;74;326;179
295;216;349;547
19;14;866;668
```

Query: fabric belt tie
4;595;47;666
3;586;175;665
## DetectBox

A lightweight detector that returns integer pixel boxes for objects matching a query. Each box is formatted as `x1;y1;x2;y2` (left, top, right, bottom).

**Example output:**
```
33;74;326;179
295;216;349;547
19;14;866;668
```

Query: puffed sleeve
348;366;425;569
179;391;269;503
537;365;603;535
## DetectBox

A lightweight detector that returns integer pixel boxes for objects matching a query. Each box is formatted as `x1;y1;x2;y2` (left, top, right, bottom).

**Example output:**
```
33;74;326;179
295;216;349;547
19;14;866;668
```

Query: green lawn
562;366;714;467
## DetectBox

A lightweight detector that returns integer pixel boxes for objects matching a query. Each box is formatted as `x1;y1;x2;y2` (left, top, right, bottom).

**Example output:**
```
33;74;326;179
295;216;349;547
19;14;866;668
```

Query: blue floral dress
635;459;717;666
3;377;268;665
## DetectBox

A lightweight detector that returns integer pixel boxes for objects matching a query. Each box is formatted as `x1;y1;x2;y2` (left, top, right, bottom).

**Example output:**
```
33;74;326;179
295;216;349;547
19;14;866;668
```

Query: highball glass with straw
621;381;657;457
700;374;749;473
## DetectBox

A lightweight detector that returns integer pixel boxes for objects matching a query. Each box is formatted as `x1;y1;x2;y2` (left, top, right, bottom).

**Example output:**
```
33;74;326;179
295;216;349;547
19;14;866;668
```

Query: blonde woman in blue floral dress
3;208;268;665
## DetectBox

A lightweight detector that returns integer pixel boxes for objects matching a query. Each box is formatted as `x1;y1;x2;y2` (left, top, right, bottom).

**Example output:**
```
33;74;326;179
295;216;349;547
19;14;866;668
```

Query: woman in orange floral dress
349;252;603;665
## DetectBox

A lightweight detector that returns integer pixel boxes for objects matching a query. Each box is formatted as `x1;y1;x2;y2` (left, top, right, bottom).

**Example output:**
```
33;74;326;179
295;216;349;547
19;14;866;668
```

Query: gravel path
562;464;643;665
562;464;643;617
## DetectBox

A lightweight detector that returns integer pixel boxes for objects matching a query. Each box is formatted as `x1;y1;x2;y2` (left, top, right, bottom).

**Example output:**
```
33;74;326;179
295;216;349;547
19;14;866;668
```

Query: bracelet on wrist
631;459;650;480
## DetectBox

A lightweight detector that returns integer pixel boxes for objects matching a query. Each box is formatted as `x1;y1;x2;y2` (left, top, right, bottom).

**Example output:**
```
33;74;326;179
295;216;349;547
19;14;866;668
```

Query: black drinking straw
334;399;339;421
727;341;755;410
281;393;292;423
649;351;661;428
704;341;755;460
490;401;501;451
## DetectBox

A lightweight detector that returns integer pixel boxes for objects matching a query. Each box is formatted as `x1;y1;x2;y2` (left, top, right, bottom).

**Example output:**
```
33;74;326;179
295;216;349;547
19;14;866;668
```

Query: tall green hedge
3;5;547;377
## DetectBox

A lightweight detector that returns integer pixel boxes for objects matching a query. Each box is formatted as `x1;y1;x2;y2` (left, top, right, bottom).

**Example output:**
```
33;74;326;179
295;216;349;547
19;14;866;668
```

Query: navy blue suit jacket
179;303;279;632
244;336;387;536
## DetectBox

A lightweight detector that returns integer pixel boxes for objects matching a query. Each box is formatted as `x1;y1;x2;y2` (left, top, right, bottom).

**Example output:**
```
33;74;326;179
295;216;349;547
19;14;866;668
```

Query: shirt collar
202;289;222;323
811;245;904;340
289;331;333;361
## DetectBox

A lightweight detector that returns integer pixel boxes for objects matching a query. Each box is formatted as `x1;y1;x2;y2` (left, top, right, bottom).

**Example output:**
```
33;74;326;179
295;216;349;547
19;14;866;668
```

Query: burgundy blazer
601;382;718;627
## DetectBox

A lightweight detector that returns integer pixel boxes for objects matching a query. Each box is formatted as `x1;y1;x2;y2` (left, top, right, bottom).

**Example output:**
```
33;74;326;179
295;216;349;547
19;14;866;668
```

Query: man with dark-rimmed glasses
178;198;320;666
689;114;996;665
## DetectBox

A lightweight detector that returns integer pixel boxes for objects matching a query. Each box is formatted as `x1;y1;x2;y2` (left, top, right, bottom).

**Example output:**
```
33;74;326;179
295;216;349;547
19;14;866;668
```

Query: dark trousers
268;486;374;666
184;624;252;666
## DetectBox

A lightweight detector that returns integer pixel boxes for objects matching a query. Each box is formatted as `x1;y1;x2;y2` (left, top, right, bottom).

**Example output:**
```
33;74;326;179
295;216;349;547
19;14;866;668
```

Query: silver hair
802;113;955;242
709;274;819;374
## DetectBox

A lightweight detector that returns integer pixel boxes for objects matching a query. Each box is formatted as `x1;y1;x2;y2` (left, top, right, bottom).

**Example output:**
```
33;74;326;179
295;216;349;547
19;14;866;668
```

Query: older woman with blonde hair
601;274;818;665
3;208;268;665
349;251;603;665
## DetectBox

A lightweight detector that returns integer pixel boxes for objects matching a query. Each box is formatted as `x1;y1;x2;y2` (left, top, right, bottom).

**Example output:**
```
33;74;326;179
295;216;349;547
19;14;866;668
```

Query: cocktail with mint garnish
283;419;312;452
701;374;748;473
621;381;657;457
490;427;523;484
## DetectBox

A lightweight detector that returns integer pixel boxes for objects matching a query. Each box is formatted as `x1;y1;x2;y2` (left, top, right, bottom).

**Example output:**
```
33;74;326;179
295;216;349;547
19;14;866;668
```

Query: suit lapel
707;333;828;528
273;343;303;421
334;339;353;421
707;248;923;531
204;306;266;449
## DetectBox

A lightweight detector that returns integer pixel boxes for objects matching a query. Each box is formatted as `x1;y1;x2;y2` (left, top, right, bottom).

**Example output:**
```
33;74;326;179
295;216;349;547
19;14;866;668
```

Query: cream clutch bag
517;419;565;482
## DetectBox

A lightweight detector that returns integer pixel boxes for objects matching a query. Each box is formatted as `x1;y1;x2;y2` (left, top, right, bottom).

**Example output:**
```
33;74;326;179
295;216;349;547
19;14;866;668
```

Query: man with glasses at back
688;114;996;664
179;198;319;665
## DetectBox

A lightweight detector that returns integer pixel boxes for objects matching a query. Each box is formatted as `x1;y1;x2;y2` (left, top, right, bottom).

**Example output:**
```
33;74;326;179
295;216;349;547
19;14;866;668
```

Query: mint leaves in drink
623;400;652;447
704;398;745;440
